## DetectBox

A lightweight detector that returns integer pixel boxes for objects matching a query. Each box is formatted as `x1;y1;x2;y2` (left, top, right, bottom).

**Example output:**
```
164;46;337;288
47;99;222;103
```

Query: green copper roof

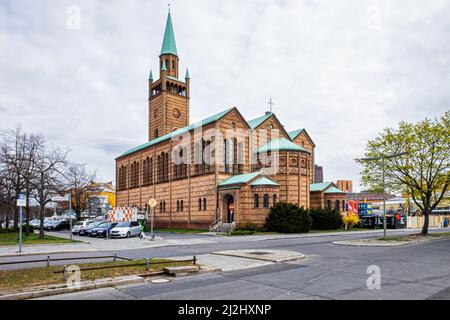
247;112;273;129
116;108;234;159
166;75;185;83
161;59;167;71
288;129;304;140
218;172;261;187
324;186;346;194
257;138;309;154
251;177;279;187
185;68;190;79
310;182;333;192
148;70;153;81
160;12;178;56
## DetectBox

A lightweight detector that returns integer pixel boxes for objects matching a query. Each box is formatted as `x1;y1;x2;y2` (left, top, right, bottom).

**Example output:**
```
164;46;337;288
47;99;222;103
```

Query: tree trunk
421;211;430;235
39;203;45;239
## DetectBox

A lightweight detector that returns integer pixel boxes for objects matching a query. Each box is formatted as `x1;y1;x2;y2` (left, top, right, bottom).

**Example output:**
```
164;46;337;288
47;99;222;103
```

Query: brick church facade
115;12;332;229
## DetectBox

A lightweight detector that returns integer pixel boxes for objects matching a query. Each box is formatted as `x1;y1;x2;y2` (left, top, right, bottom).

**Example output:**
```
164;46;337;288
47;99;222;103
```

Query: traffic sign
51;195;69;202
228;203;235;211
16;194;26;207
148;198;157;208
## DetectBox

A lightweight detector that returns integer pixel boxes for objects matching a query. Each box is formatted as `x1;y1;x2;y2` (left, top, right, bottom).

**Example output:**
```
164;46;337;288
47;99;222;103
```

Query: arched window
163;202;166;212
237;141;243;174
149;158;153;184
229;139;234;174
154;129;158;138
198;198;202;211
203;198;207;211
263;194;270;208
254;194;259;208
273;194;277;205
342;200;346;212
176;200;180;212
335;200;340;211
327;200;332;209
180;200;184;212
160;202;163;213
157;155;161;183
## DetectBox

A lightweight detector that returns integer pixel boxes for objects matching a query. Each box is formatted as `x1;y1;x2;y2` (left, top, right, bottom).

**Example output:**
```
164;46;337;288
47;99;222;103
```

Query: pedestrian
139;222;146;239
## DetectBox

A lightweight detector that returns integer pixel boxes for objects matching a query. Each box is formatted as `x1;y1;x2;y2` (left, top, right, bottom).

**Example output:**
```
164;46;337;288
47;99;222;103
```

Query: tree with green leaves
357;111;450;235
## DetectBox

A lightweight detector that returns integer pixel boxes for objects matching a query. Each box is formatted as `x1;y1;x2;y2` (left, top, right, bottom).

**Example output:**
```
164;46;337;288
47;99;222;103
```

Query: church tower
148;11;190;141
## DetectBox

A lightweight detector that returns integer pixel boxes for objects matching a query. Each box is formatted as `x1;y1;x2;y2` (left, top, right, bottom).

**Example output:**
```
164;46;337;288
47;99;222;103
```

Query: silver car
110;221;142;238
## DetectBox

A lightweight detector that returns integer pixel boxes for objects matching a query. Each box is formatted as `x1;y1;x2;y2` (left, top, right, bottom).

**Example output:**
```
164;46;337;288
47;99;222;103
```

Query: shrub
343;214;360;229
0;225;35;234
236;223;260;232
309;208;343;230
265;202;312;234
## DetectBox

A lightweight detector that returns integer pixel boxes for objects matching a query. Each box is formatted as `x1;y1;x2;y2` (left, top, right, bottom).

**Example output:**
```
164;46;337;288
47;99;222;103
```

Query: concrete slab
212;249;305;263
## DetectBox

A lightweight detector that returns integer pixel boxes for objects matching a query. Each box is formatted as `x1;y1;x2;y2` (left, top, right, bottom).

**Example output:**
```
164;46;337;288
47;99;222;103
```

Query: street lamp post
357;152;407;240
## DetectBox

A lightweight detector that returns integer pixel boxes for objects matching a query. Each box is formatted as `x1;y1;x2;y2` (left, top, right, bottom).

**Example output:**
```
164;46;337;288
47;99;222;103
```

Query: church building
115;12;336;229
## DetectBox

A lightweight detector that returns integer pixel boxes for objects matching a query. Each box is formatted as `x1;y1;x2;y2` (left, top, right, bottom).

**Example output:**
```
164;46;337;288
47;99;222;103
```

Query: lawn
380;232;450;242
151;227;209;234
229;228;368;236
0;258;193;294
0;232;77;246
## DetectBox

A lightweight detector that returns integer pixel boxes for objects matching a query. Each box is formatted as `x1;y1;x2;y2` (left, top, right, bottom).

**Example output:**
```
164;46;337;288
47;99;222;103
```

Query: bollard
193;255;197;265
146;258;150;272
47;256;50;267
62;265;67;281
113;253;117;263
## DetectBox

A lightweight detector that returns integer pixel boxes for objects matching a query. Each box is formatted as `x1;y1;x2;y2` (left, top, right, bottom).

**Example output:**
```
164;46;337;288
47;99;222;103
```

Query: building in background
87;182;116;215
345;191;396;203
314;165;324;183
336;180;353;193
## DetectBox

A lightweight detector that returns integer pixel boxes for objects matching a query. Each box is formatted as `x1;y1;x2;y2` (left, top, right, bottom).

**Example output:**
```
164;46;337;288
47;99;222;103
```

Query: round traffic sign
148;198;157;208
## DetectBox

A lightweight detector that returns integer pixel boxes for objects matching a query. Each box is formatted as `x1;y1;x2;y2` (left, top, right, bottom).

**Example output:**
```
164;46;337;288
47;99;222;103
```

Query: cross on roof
268;98;274;112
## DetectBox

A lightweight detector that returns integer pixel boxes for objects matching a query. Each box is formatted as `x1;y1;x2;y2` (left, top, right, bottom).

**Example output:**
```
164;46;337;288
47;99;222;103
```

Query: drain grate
246;251;272;256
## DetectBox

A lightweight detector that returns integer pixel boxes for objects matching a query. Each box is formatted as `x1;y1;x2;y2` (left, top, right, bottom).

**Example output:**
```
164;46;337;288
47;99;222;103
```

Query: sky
0;0;449;192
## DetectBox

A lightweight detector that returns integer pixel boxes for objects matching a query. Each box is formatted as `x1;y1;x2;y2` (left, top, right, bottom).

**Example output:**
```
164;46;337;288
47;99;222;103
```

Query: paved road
27;230;450;300
0;228;440;270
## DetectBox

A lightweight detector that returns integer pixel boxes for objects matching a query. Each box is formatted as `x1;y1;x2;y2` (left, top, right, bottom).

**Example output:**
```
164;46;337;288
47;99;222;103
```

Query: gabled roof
310;182;334;192
248;112;273;129
116;107;234;160
257;138;309;154
251;177;279;187
218;172;260;187
288;129;304;140
324;186;346;194
160;12;178;56
310;182;345;194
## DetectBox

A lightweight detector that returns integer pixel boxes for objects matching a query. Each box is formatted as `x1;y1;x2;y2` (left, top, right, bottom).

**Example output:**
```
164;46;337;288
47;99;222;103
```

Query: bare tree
63;162;96;219
30;144;68;239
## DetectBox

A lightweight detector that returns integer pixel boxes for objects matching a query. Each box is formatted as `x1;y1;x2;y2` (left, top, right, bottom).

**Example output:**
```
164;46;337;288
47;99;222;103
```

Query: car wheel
126;232;131;238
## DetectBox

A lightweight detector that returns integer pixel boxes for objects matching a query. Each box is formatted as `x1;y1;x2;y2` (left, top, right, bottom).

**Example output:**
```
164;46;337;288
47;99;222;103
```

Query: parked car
78;221;103;236
89;222;118;238
110;221;142;238
43;220;59;230
72;220;96;235
46;220;70;231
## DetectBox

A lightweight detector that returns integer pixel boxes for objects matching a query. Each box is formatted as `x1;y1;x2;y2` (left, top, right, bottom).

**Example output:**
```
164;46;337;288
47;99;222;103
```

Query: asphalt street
7;228;448;300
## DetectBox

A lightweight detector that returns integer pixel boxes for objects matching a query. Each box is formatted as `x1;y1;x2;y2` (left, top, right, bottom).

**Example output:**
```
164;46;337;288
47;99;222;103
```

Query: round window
173;108;181;118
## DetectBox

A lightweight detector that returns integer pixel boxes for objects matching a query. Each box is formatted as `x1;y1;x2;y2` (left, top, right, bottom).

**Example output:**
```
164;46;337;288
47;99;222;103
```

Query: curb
332;236;450;247
212;250;305;263
0;275;145;300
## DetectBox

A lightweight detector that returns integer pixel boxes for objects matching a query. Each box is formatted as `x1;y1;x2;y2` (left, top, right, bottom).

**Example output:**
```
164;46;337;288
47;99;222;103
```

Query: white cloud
0;0;449;191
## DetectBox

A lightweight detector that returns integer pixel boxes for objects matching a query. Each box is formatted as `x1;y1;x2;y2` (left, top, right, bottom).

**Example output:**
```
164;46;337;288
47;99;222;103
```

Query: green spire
148;69;153;81
161;60;167;71
185;68;190;79
160;12;178;56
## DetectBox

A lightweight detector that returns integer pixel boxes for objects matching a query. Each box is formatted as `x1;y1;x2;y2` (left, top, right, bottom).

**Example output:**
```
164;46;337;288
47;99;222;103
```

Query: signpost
16;194;26;253
51;194;72;241
148;198;157;240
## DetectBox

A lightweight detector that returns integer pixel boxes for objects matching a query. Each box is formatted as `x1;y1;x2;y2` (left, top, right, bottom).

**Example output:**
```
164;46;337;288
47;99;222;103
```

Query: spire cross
168;3;171;13
268;98;274;112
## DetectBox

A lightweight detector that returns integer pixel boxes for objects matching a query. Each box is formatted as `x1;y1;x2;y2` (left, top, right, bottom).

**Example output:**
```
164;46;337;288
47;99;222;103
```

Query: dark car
47;220;71;231
78;221;103;236
89;222;118;238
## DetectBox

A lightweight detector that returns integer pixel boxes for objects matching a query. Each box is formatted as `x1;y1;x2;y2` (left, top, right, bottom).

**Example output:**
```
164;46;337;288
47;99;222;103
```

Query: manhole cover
150;278;171;284
247;251;272;256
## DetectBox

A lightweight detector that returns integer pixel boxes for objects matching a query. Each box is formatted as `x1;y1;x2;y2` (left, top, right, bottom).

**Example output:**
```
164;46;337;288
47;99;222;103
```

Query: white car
71;220;95;235
110;221;142;238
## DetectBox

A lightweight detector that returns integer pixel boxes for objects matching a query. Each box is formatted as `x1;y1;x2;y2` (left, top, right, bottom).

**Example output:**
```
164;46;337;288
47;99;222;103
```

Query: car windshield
75;222;84;226
87;221;97;225
116;222;131;227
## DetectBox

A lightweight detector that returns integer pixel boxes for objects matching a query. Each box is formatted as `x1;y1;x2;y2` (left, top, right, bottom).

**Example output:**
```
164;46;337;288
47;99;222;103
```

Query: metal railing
54;255;197;279
0;253;132;267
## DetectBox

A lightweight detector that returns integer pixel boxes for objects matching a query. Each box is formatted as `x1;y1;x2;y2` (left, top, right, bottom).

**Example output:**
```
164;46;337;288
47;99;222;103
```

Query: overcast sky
1;0;449;192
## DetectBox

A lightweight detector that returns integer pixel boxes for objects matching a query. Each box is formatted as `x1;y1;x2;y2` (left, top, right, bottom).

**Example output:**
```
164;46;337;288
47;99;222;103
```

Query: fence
407;215;450;229
0;253;132;267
